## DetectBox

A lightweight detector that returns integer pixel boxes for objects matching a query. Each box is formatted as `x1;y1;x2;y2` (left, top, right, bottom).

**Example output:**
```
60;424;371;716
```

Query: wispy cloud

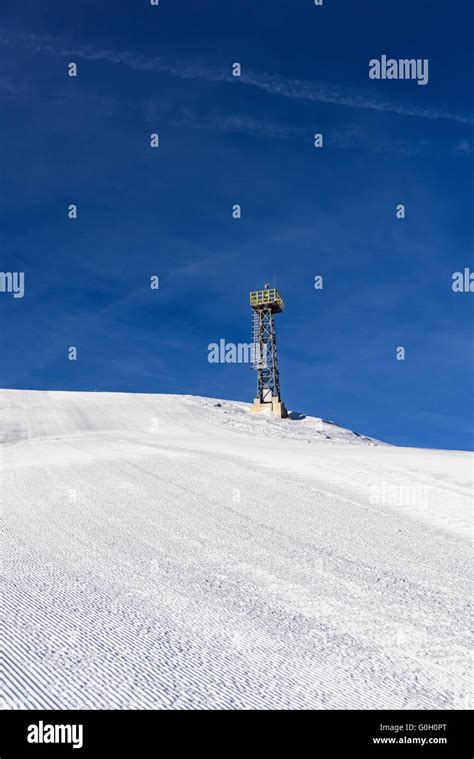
144;105;425;154
1;31;473;126
241;71;474;126
453;139;473;154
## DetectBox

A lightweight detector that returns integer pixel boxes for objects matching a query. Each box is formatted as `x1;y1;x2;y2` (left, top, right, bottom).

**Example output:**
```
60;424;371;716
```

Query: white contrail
1;31;473;125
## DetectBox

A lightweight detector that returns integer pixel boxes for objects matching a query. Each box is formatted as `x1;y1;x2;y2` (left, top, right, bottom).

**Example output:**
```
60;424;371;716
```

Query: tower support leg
250;397;287;417
250;300;287;418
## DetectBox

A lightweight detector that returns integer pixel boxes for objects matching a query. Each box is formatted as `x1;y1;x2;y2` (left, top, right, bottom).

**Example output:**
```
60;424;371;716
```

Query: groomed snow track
1;390;472;709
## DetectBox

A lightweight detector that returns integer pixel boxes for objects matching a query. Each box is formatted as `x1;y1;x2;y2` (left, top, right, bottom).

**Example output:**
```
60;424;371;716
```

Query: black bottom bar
0;709;470;757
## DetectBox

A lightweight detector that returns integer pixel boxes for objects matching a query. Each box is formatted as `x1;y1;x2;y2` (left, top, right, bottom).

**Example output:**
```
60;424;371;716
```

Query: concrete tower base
250;397;288;418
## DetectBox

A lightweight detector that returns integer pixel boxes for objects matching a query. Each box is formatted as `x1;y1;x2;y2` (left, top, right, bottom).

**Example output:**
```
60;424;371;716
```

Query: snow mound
1;389;472;710
188;395;384;445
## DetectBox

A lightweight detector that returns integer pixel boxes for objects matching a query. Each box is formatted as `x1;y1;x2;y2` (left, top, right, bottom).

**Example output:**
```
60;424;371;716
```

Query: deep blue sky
0;1;473;449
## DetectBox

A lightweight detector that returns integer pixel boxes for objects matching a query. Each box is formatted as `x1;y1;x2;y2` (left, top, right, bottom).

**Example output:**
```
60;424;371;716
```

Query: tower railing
249;288;284;311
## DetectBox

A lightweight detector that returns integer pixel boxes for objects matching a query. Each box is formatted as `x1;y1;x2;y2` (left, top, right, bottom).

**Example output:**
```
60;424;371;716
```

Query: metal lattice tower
249;284;287;418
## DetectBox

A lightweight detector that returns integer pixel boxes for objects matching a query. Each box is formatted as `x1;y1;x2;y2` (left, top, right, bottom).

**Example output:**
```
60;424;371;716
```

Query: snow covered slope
1;390;472;710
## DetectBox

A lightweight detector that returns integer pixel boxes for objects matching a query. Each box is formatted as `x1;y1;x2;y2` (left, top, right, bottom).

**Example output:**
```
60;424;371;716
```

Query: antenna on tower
249;285;287;418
